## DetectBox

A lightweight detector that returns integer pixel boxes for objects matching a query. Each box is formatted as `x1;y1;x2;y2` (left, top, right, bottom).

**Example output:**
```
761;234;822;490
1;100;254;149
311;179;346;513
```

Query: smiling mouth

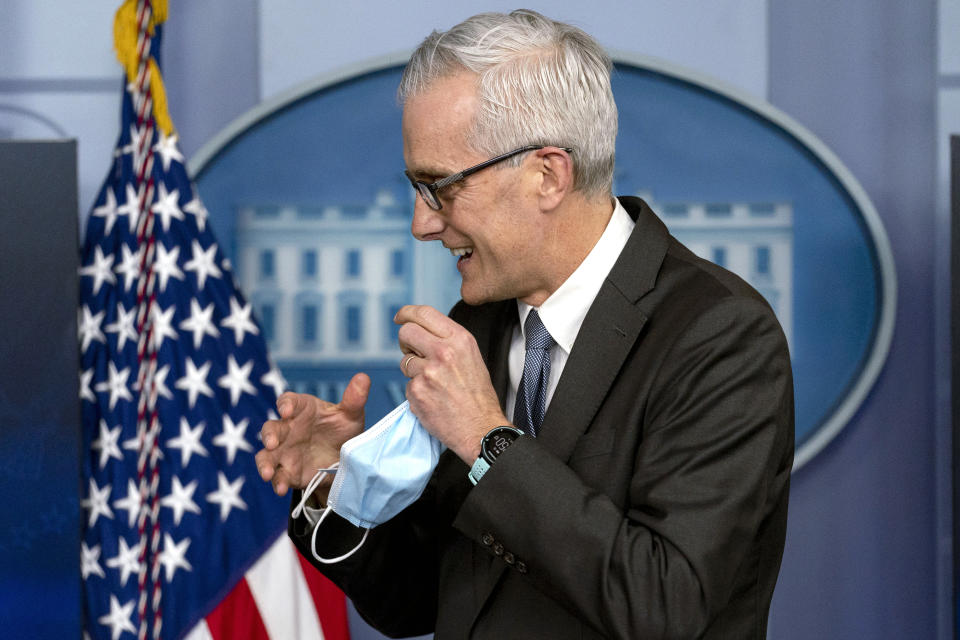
449;247;473;258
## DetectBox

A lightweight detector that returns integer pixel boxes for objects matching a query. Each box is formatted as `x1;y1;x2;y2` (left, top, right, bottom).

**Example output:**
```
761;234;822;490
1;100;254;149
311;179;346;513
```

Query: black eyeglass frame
404;145;574;211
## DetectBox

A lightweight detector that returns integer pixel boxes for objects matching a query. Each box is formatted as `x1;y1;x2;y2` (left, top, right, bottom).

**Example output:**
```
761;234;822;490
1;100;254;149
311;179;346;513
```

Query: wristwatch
469;426;524;485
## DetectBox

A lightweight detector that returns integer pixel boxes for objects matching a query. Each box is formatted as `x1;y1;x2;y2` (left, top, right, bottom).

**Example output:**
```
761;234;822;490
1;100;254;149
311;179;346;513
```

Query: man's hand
255;373;370;496
395;305;508;464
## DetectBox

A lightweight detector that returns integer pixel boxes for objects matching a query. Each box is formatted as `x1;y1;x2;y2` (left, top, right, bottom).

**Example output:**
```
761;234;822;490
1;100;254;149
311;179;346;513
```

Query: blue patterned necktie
513;310;555;437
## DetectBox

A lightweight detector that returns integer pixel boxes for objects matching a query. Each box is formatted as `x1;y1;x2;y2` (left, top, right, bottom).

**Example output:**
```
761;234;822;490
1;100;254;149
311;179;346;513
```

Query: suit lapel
538;286;646;461
539;197;670;463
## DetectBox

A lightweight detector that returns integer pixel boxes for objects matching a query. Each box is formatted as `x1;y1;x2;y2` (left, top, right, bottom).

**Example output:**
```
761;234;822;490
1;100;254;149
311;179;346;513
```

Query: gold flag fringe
113;0;173;135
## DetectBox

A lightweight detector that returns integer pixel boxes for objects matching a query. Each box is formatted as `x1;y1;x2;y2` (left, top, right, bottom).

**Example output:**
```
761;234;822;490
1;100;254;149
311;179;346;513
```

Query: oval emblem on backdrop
191;55;895;471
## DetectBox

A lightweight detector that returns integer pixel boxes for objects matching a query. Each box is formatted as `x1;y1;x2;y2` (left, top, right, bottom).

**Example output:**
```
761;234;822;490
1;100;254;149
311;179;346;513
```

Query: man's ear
534;147;574;211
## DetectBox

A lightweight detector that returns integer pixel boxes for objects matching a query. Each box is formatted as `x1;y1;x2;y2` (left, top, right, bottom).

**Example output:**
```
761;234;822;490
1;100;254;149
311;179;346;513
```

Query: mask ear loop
310;506;370;564
292;462;370;564
292;462;339;520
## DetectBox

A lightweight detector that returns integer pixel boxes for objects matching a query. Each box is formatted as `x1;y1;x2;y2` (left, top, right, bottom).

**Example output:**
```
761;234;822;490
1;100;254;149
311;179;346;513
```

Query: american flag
79;2;350;639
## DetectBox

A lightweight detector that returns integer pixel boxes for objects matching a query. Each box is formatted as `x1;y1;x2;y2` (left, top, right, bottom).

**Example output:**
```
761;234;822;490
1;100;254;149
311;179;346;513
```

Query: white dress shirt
506;198;636;422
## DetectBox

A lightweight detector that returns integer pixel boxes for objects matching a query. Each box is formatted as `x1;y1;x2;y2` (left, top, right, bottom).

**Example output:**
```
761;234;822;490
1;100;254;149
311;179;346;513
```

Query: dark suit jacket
290;197;794;640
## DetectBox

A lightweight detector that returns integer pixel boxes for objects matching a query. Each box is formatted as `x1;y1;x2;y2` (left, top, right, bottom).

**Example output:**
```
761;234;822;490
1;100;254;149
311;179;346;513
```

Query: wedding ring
401;354;417;377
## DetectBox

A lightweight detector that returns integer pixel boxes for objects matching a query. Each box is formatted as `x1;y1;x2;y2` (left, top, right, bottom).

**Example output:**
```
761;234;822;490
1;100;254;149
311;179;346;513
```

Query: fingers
278;390;326;420
395;306;471;378
256;447;299;496
274;469;292;496
394;305;452;338
340;372;370;419
401;353;418;377
398;320;439;364
259;417;288;450
269;391;321;447
255;449;276;481
257;379;371;496
271;466;290;496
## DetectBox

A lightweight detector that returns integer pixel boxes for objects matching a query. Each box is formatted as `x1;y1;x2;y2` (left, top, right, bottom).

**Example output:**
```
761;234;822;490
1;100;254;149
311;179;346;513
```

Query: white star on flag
182;196;209;232
127;123;147;158
104;303;138;351
112;478;143;528
118;417;164;456
206;472;247;521
78;306;107;353
113;243;141;292
166;417;210;467
151;182;185;232
94;361;133;410
106;536;142;587
151;363;175;403
81;541;106;580
159;533;193;582
121;433;140;454
80;368;96;403
98;595;137;640
261;366;288;398
175;358;214;409
179;299;220;349
153;242;185;292
221;297;259;347
92;188;119;235
153;131;185;171
115;184;140;233
184;239;223;290
161;476;202;525
91;420;123;469
81;478;113;527
213;415;253;465
151;303;179;351
217;355;256;406
79;245;117;296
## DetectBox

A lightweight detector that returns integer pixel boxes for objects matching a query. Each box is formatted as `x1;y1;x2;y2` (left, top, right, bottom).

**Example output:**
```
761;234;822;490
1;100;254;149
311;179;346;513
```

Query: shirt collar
517;197;635;353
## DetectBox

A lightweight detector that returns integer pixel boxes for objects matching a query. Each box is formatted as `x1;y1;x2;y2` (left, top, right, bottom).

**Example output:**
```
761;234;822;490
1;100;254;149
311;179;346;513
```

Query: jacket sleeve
288;451;464;638
451;295;794;639
286;300;497;638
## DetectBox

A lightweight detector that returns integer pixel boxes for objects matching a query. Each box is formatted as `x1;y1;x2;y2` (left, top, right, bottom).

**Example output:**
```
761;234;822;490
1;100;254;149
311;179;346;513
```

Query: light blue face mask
293;401;446;563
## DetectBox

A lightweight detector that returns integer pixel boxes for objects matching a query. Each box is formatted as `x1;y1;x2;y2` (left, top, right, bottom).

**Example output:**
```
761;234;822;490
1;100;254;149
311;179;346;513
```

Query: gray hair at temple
398;9;618;198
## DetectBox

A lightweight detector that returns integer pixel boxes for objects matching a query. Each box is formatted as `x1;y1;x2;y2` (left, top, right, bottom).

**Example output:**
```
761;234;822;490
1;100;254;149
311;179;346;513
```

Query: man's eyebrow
406;165;449;181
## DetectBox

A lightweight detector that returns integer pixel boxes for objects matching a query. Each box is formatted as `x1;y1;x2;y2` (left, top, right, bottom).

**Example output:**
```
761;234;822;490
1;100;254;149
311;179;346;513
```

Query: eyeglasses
404;145;573;211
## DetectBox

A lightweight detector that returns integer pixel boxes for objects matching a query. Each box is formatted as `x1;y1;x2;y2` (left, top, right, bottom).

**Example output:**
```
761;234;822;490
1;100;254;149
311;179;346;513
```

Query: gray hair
398;10;617;197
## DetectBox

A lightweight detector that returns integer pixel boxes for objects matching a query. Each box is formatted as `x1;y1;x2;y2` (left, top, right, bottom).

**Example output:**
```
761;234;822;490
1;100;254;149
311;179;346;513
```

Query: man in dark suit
256;9;793;639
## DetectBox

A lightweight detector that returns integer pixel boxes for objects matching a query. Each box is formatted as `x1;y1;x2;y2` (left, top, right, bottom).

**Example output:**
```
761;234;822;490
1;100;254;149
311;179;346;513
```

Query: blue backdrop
194;62;889;460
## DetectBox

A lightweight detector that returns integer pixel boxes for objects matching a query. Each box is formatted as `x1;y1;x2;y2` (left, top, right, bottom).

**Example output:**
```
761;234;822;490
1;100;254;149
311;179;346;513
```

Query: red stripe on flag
297;552;351;640
205;577;271;640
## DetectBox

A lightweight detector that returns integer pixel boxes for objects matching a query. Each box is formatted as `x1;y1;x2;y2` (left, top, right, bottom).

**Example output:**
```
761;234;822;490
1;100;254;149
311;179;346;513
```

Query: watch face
482;427;521;463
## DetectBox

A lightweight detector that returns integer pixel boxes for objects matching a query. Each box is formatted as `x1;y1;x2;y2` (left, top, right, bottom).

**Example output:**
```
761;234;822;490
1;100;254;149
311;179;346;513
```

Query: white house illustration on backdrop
638;191;794;347
234;190;793;396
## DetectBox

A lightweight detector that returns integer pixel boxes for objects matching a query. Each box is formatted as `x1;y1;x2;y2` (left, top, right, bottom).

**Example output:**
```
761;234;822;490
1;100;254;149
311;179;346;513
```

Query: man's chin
460;283;505;306
459;290;486;306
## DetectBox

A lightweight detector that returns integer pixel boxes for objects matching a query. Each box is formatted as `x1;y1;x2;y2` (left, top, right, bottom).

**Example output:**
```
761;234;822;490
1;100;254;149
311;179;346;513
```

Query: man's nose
410;195;445;241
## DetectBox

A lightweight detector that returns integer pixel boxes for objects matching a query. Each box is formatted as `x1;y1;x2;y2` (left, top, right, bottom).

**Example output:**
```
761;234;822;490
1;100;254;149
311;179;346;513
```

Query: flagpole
119;1;164;638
